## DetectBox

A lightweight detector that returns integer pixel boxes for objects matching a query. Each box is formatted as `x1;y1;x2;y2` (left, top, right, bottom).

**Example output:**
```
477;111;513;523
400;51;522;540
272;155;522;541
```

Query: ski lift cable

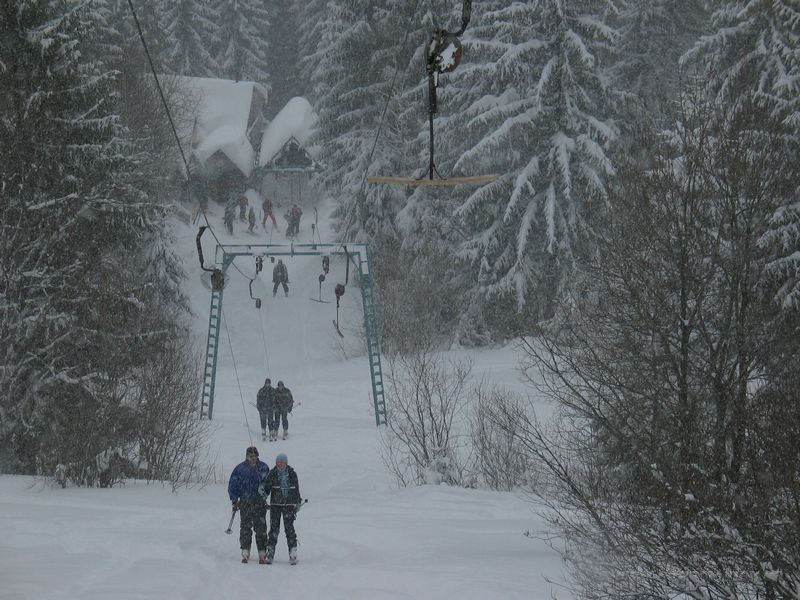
257;297;272;379
126;0;189;177
127;0;256;285
221;306;254;445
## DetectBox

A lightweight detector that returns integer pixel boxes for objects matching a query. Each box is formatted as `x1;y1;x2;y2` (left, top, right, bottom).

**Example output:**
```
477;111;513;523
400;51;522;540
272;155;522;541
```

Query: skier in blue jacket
228;446;270;563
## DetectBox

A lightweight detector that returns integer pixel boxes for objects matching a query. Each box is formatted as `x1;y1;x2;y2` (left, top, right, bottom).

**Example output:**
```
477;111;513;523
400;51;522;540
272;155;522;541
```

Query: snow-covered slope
0;198;565;599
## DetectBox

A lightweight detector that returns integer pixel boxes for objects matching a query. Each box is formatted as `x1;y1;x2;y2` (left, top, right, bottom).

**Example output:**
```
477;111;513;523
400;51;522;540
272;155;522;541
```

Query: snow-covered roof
175;76;268;176
258;97;318;167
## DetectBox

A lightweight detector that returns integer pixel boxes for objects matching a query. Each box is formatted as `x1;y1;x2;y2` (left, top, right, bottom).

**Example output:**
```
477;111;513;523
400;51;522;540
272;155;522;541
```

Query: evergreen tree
684;0;799;121
442;0;619;329
295;0;329;96
106;0;169;70
161;0;218;77
0;0;188;476
304;0;414;242
265;0;300;117
612;0;706;113
212;0;270;83
515;87;800;600
684;1;800;313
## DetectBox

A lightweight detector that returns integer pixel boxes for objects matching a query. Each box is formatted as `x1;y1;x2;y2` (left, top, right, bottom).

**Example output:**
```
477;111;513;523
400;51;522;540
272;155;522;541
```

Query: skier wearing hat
228;446;270;564
256;379;275;441
259;453;302;564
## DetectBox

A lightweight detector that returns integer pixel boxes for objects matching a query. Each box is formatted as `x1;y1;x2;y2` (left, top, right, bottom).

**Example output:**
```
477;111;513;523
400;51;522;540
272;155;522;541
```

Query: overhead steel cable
126;0;264;285
221;307;253;445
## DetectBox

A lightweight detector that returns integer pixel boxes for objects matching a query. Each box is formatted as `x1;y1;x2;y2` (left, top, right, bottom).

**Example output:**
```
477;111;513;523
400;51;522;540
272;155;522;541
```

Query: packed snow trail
0;198;566;599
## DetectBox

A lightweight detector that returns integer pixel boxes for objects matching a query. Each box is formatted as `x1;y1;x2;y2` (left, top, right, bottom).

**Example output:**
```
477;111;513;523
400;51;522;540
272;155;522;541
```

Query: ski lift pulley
197;226;226;290
366;0;496;187
332;247;350;338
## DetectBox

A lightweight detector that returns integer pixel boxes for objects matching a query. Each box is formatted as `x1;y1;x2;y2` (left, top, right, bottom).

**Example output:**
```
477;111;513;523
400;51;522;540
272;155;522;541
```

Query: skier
273;380;294;440
285;204;302;237
223;197;237;235
261;196;278;229
238;193;248;222
248;206;256;233
258;453;302;565
228;446;270;564
272;259;289;297
256;379;274;441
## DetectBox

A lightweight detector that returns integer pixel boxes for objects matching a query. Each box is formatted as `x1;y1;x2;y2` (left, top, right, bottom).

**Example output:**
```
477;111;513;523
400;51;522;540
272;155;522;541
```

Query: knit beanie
276;453;288;464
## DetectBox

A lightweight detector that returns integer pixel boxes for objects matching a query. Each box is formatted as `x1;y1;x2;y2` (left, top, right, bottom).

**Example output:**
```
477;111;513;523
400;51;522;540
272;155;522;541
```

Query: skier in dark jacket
258;453;302;564
272;259;289;297
223;198;237;235
261;196;277;229
256;379;274;441
228;446;270;563
273;381;294;440
285;204;302;237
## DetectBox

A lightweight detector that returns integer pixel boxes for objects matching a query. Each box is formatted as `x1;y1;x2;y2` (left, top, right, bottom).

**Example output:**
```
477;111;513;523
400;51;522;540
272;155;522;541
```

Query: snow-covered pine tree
295;0;328;95
105;0;170;70
212;0;270;84
0;0;190;478
442;0;619;331
161;0;218;77
303;0;414;242
684;0;799;122
612;0;706;114
684;1;800;314
264;0;300;117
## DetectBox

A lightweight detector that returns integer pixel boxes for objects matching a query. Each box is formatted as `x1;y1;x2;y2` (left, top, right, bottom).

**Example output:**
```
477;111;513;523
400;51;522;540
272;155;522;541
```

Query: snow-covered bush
469;383;534;492
513;89;800;600
381;346;473;487
129;335;212;491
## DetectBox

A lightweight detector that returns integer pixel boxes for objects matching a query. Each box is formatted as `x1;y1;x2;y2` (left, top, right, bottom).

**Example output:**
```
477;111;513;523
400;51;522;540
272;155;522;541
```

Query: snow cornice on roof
258;97;318;168
171;75;268;177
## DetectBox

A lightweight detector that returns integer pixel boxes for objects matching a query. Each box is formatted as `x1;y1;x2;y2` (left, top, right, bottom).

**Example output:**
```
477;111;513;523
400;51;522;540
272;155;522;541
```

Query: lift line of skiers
222;193;303;239
228;379;303;565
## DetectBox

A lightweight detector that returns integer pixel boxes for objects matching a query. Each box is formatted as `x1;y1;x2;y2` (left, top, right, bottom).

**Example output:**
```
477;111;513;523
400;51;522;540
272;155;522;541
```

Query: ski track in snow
0;198;565;599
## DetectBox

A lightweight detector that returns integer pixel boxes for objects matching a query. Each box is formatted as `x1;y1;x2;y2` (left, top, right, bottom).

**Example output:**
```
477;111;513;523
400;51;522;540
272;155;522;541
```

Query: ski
310;298;331;303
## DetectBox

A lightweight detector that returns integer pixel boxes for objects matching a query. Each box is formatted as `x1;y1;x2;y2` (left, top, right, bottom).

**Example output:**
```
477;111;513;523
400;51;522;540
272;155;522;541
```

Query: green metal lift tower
200;242;386;426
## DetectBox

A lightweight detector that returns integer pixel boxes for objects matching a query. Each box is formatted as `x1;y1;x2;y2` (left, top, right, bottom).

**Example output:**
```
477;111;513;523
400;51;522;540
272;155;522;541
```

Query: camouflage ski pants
239;499;267;552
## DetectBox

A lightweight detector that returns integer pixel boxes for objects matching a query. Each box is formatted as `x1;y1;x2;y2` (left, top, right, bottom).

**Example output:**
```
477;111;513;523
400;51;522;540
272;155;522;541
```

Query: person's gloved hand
232;500;240;511
295;502;302;513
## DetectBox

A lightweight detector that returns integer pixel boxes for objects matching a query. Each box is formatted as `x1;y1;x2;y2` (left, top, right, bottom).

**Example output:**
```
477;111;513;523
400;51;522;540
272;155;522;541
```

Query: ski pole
225;506;238;534
265;499;308;510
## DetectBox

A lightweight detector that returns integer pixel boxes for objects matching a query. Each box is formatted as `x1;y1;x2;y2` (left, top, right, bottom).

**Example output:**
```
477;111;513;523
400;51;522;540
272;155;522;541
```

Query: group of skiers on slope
228;447;302;565
222;192;302;238
256;378;294;442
